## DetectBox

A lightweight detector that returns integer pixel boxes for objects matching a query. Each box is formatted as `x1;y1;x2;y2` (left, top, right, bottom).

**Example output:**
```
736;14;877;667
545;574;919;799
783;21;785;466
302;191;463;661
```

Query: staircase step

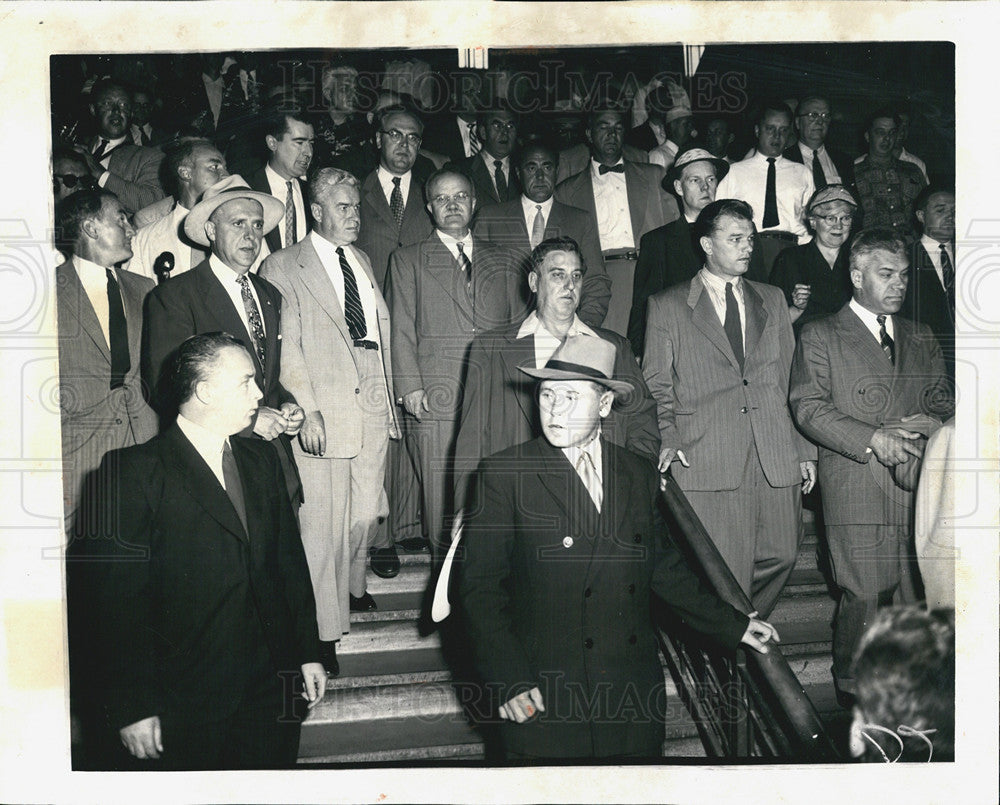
363;562;432;613
338;618;446;677
299;741;485;765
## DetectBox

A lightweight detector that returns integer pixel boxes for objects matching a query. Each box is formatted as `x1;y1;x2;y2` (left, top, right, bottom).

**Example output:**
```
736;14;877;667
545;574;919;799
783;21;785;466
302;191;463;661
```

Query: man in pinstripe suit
643;199;816;618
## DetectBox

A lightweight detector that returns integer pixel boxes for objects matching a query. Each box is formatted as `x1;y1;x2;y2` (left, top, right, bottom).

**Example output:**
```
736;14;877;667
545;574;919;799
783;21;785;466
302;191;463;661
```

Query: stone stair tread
339;646;448;678
773;618;833;646
299;742;485;765
340;615;440;652
366;561;432;593
350;607;422;624
324;669;454;691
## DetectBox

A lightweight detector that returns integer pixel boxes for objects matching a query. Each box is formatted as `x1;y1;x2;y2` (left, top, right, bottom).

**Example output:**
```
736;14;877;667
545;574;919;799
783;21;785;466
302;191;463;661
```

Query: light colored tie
284;180;297;245
576;451;602;513
530;205;545;249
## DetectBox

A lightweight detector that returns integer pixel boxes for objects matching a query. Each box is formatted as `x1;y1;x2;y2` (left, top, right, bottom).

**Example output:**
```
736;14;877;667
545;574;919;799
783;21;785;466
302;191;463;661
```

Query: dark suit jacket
556;143;650;184
790;304;952;527
420;113;474;164
768;240;853;333
355;169;435;289
627;217;701;358
454;321;660;507
783;143;854;187
458;436;748;758
625;120;660;152
900;241;955;374
473;198;611;327
103;143;166;214
643;277;814;492
446;152;521;207
248;166;314;256
69;426;319;731
554;161;680;250
385;234;524;421
57;260;158;519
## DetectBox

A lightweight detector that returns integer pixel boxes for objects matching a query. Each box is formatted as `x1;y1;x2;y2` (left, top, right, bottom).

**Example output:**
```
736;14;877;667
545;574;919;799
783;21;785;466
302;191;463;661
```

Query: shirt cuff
97;170;110;188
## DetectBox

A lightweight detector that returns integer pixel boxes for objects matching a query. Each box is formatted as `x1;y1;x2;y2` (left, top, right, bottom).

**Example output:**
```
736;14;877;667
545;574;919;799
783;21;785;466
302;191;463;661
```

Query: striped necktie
877;314;894;364
336;246;368;342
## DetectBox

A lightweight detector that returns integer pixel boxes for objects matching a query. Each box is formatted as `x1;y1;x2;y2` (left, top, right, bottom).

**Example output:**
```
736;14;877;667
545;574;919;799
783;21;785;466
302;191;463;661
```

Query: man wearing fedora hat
627;145;731;358
142;174;305;508
459;334;779;760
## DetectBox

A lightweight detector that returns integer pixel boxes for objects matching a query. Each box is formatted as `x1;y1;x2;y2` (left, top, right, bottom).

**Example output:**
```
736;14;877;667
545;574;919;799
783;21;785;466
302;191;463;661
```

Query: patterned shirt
853;157;926;241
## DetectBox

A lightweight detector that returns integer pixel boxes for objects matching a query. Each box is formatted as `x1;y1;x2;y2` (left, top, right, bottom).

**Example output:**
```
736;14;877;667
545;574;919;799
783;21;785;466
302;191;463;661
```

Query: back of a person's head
851;606;955;762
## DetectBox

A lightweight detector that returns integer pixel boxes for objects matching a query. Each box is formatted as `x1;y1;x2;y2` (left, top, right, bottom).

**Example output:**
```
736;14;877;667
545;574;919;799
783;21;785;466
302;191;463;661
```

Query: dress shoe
370;546;400;578
319;640;339;677
350;592;378;612
398;536;430;553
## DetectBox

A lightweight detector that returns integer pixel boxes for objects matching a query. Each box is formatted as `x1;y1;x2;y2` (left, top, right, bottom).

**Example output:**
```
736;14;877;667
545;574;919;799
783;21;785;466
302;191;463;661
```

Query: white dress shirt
699;267;746;341
648;139;680;170
75;257;123;347
309;232;381;345
264;163;307;248
202;73;224;126
92;134;128;187
209;254;266;338
480;151;510;195
920;234;954;289
590;159;634;250
516;311;598;368
850;298;895;344
563;427;603;511
716;151;814;242
377;166;411;208
520;195;554;237
131;122;154;146
796;141;842;184
436;229;474;263
176;414;228;489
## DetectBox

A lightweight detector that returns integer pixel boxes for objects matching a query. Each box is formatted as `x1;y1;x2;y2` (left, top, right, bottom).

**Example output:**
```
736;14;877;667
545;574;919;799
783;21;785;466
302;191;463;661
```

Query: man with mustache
643;199;816;619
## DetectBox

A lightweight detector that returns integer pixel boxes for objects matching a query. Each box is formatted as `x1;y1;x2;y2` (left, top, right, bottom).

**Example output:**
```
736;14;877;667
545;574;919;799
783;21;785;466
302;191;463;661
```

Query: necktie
598;163;625;174
530;205;545;249
390;176;405;230
763;157;780;229
939;243;955;311
724;282;745;373
92;138;109;161
140;128;151;147
336;246;368;341
493;159;508;200
221;441;248;535
237;274;267;370
106;269;130;389
456;241;472;284
284;180;297;246
877;314;895;364
468;121;481;155
811;149;827;190
576;451;602;513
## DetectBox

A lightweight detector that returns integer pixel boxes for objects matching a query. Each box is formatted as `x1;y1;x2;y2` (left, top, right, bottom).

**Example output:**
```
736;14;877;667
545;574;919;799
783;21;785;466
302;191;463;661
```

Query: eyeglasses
381;129;421;146
430;191;471;206
487;120;517;133
53;173;94;190
799;111;831;123
814;214;853;226
95;102;131;114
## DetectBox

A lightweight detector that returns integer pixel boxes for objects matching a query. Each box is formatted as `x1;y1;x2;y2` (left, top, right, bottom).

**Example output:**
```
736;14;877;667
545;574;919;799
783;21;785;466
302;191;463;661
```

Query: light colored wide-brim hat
183;174;285;247
519;334;634;397
667;146;730;186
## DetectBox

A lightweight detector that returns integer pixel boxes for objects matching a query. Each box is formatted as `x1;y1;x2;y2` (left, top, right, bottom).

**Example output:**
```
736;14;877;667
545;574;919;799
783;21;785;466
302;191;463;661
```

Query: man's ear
265;134;277;154
849;267;863;291
673;179;684;197
80;216;100;241
204;220;217;245
754;123;761;142
699;235;713;258
193;378;212;407
598;390;615;417
864;130;871;146
310;202;323;226
915;208;925;228
527;271;539;294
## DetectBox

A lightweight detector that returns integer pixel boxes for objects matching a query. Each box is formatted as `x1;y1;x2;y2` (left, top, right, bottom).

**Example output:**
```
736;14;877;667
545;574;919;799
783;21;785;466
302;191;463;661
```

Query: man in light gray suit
56;189;158;527
643;199;816;618
260;168;400;674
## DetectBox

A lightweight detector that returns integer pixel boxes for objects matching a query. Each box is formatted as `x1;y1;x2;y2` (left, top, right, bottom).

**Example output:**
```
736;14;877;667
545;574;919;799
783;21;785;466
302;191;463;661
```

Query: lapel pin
562;536;574;548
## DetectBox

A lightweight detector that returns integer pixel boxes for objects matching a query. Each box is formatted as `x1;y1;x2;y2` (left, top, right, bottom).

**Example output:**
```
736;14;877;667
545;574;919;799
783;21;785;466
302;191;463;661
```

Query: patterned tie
811;149;827;190
530;205;545;249
237;274;267;370
284;180;297;246
336;246;368;341
468;121;481;155
763;157;780;228
939;243;955;311
390;176;405;230
92;138;109;161
877;314;895;364
456;241;472;284
576;450;602;513
106;269;130;389
493;159;508;200
221;441;248;535
724;282;744;373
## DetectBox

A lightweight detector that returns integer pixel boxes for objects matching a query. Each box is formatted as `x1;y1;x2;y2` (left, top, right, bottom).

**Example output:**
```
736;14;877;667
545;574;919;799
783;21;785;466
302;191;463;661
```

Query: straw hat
183;174;285;247
519;335;634;396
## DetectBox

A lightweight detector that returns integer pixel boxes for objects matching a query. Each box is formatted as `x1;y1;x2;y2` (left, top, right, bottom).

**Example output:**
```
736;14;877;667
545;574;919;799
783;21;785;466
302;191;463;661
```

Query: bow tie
598;163;625;174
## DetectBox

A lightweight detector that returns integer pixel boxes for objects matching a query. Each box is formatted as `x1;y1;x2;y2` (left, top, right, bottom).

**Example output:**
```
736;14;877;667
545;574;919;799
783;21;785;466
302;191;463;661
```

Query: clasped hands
253;402;305;441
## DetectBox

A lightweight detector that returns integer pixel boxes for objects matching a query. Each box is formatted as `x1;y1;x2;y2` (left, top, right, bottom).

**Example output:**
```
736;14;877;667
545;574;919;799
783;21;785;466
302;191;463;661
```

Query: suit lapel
249;274;280;380
501;329;539;428
297;238;354;343
194;262;264;379
423;237;474;316
835;306;894;375
624;163;648;248
118;271;149;370
364;173;397;232
687;279;742;373
742;281;767;360
532;438;597;538
60;260;111;363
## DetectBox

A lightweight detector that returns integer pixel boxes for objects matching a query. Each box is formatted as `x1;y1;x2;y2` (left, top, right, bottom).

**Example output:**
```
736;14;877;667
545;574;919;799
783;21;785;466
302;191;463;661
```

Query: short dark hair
849;227;907;271
424;168;472;203
516;141;558;168
754;99;793;128
55;189;117;252
796;93;830;112
90;79;130;106
693;198;755;244
261;100;309;141
866;107;900;131
171;331;248;408
161;136;215;198
913;184;955;215
528;236;587;276
374;103;423;135
475;99;517;129
854;606;954;762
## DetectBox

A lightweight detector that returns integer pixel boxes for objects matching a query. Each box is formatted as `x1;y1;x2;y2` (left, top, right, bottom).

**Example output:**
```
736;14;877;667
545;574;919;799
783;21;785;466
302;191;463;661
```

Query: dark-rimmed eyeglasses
799;111;831;123
53;173;94;190
381;129;421;147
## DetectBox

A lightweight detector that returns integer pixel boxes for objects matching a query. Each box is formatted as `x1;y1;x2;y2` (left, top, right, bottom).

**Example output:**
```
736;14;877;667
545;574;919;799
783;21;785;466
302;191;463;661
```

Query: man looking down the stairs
458;336;779;760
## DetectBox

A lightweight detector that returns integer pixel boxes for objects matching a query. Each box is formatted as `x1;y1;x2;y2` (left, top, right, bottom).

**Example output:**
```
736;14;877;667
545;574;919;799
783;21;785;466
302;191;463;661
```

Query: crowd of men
55;52;956;767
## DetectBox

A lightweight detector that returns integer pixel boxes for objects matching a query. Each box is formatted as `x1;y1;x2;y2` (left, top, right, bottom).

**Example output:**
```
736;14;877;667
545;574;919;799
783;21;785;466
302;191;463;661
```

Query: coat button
563;536;574;548
859;388;866;395
628;634;637;645
584;587;592;598
355;388;361;394
743;379;749;386
115;418;122;424
633;534;641;544
628;584;635;594
584;638;594;649
741;406;748;414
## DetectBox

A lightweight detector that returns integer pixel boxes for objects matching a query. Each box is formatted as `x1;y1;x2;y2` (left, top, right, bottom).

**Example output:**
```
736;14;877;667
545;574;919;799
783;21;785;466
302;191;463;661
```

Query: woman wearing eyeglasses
769;184;858;332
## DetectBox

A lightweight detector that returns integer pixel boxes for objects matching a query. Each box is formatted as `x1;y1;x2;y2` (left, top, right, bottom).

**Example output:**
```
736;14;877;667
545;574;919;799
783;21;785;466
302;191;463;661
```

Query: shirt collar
209;253;248;285
265;161;300;185
849;297;891;330
562;427;603;472
437;229;472;251
75;255;113;280
377;164;410;187
310;229;352;260
520;195;554;219
516;310;597;339
699;265;743;294
95;134;127;149
922;232;952;251
176;413;230;463
591;158;625;176
480;151;509;170
753;150;784;164
799;141;826;157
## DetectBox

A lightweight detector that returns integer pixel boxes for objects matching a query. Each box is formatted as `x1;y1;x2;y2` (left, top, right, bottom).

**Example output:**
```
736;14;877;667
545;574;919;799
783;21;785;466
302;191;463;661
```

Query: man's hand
402;389;429;421
71;144;107;180
869;427;924;467
280;403;306;437
300;662;327;709
657;447;689;489
253;406;289;441
800;460;817;494
120;715;163;760
299;410;326;456
740;611;780;654
791;283;812;311
499;687;545;724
